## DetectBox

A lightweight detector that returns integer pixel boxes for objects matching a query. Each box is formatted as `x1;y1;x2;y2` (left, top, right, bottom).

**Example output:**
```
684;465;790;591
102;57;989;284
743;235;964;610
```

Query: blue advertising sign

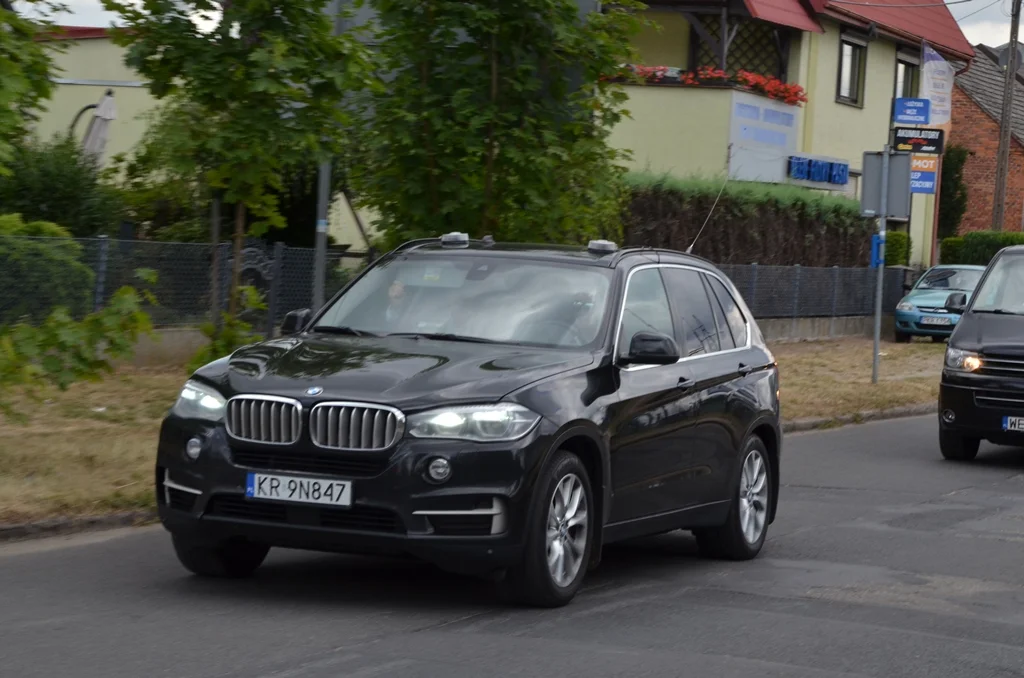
910;170;937;194
894;98;931;124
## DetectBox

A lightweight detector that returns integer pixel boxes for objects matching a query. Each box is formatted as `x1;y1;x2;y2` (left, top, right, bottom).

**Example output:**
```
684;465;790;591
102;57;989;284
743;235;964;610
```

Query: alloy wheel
739;449;768;545
545;473;588;588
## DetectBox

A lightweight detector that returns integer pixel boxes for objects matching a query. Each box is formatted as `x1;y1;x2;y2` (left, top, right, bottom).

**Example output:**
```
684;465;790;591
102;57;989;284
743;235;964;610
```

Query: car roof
397;240;719;271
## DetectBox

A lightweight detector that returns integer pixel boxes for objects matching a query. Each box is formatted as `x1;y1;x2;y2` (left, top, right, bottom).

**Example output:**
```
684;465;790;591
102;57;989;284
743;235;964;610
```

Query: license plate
245;473;352;507
921;316;952;326
1003;417;1024;432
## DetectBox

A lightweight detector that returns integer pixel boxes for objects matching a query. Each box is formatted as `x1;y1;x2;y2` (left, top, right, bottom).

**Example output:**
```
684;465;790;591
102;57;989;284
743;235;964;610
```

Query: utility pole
992;0;1023;231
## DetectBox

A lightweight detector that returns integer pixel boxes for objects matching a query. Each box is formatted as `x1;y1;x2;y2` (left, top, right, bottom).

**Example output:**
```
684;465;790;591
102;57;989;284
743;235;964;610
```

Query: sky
35;0;1024;51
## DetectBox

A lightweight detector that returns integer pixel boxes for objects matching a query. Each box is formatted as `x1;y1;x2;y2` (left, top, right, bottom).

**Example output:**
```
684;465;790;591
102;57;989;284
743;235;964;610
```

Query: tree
347;0;644;248
939;144;970;240
0;0;62;175
102;0;375;314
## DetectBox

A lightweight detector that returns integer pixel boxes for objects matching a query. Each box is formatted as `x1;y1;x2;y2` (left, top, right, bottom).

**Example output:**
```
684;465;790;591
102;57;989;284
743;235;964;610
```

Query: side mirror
281;308;312;336
945;292;968;315
622;331;681;366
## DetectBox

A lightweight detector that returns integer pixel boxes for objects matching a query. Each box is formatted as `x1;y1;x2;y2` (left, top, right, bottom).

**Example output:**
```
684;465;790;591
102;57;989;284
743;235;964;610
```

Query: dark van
939;245;1024;460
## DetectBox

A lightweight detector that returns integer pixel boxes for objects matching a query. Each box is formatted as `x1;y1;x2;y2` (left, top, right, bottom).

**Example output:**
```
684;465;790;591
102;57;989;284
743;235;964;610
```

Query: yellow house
611;0;975;267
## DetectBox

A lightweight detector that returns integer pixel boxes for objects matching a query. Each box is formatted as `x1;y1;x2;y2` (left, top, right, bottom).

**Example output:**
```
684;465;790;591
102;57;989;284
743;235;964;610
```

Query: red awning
744;0;824;33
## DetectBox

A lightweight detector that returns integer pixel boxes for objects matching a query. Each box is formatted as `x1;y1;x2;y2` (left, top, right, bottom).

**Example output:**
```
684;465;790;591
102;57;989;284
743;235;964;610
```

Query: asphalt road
4;416;1024;678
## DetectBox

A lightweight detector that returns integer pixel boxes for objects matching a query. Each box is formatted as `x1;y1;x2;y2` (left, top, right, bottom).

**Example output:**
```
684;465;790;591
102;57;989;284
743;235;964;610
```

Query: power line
954;0;1005;20
831;0;974;7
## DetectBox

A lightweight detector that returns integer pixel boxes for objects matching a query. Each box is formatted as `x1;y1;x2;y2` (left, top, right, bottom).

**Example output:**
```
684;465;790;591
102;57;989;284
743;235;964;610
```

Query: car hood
195;334;596;410
904;289;971;308
952;312;1024;354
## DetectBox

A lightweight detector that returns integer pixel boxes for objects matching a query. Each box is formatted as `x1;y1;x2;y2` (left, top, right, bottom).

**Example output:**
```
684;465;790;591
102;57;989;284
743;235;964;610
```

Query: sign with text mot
910;155;938;194
893;98;931;125
894;126;945;154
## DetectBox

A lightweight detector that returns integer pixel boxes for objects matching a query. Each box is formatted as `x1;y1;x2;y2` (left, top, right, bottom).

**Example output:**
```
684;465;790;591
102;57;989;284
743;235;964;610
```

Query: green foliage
0;1;62;175
0;212;72;238
957;230;1024;266
624;172;874;266
940;236;964;265
0;272;156;419
938;145;970;240
348;0;646;248
187;286;265;374
0;134;124;237
884;231;910;267
0;231;93;325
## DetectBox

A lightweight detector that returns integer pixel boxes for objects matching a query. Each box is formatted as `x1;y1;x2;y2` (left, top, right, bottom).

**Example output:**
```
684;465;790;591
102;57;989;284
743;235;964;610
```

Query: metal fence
0;236;906;329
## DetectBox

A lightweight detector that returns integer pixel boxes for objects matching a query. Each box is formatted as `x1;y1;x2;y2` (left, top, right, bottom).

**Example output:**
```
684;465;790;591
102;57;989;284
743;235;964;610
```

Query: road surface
3;416;1024;678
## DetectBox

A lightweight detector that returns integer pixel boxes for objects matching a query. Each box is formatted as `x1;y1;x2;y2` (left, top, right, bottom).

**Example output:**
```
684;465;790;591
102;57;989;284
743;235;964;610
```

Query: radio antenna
686;173;730;255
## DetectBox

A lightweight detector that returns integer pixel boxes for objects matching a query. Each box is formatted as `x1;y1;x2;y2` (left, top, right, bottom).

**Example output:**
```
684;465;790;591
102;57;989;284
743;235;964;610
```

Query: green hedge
885;231;910;266
0;221;93;325
954;231;1024;266
940;236;964;264
624;173;875;266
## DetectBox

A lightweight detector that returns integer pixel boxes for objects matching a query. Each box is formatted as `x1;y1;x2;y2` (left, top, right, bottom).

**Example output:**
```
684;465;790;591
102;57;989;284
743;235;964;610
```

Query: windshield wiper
387;332;503;344
310;325;378;337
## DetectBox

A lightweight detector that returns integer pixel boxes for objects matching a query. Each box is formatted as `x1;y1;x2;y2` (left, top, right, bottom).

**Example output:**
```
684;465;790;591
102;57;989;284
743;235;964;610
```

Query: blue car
894;264;986;343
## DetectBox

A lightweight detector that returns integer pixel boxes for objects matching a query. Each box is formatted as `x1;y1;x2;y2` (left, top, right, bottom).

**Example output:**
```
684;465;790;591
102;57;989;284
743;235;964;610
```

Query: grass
0;338;947;524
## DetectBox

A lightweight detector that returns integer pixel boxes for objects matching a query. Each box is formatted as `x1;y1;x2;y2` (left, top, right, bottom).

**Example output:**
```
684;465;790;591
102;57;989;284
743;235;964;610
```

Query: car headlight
945;347;982;372
896;301;915;312
171;379;227;422
407;404;541;442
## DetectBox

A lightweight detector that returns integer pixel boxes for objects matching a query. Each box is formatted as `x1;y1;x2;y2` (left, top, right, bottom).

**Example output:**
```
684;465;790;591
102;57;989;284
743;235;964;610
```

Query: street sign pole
313;160;331;311
872;145;891;385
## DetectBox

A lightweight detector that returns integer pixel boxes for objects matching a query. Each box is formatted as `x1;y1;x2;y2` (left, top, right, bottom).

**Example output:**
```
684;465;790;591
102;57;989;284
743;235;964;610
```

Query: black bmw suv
157;234;782;607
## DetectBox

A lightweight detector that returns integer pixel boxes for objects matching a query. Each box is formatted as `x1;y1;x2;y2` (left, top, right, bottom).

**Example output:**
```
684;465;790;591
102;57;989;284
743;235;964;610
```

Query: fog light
427;457;452;483
185;437;203;461
942;409;956;424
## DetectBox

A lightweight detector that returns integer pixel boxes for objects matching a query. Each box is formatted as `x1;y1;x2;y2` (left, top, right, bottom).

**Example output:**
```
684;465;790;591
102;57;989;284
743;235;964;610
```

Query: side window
661;268;722;357
707;275;749;347
703;275;736;351
618;268;674;358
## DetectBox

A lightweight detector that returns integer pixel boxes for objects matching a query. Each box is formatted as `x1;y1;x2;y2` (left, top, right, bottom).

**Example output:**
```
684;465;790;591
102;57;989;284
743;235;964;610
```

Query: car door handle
677;377;694;390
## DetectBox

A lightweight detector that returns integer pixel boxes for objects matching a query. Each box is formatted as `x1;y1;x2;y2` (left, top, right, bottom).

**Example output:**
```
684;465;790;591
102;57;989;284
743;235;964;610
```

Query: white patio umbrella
80;89;117;160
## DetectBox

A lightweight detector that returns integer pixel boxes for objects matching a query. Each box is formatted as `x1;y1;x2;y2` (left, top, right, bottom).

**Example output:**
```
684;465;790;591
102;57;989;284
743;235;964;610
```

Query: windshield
915;267;983;292
313;254;614;348
971;254;1024;314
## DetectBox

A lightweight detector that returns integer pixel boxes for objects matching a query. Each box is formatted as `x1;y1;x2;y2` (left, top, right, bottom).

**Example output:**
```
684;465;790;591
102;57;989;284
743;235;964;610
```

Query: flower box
617;64;808;107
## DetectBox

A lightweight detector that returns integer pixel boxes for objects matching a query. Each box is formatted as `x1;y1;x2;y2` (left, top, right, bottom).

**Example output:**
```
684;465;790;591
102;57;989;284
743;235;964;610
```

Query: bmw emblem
305;386;324;397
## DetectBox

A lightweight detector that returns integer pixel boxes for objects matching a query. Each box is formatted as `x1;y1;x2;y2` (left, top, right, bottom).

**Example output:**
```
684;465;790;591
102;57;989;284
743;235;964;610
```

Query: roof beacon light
440;232;470;248
587;239;618;255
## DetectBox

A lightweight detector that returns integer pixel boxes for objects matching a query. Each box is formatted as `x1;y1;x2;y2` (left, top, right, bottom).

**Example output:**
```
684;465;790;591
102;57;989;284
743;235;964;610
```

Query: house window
837;34;867;106
895;52;920;98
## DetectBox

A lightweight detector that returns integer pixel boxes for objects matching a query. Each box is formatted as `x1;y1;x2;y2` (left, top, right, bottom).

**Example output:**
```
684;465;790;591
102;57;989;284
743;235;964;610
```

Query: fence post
830;265;840;338
749;263;758;313
791;264;801;339
93;235;109;312
266;242;285;338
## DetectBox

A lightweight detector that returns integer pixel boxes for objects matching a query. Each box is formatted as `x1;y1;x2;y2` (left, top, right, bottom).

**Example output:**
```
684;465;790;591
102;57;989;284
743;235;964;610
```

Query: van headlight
407;404;541;442
171;380;227;422
945;347;982;372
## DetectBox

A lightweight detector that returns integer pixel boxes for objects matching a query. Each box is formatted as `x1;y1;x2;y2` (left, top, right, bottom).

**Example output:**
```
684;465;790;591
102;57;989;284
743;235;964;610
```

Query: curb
1;406;938;544
782;402;937;433
0;510;157;544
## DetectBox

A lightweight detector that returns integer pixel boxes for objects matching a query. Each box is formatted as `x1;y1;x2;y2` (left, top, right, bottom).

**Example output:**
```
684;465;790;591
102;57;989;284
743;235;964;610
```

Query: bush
940;236;964;264
0;234;94;325
938;145;970;239
958;231;1024;266
0;134;123;237
885;231;911;267
623;173;874;266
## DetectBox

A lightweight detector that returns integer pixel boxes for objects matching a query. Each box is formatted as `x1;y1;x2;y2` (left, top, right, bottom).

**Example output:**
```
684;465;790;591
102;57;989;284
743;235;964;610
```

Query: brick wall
950;85;1024;233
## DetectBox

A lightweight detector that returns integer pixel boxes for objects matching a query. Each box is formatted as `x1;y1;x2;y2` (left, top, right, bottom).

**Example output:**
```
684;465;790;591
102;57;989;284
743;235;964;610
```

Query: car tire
695;437;771;561
894;330;911;344
499;451;594;608
939;430;980;461
171;534;270;578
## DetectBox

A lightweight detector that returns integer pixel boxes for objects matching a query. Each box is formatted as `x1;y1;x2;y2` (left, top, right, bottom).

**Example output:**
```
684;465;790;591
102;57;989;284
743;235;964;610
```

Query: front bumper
895;310;958;336
939;375;1024;445
156;416;555;574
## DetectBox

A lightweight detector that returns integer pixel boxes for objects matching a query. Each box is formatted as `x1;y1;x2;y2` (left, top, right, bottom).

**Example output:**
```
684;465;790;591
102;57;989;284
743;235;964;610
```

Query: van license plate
245;473;352;507
1003;417;1024;432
